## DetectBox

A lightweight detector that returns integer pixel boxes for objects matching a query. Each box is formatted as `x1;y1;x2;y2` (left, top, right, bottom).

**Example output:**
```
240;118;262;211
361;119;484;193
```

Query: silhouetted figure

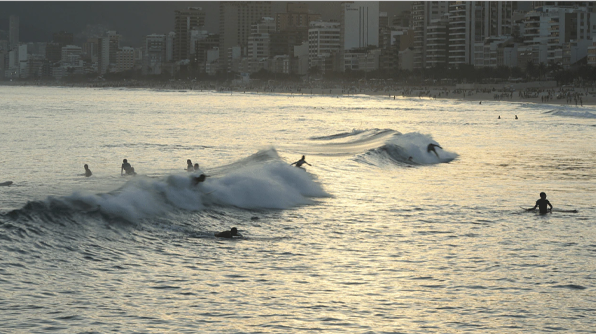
427;144;443;158
186;159;193;172
121;159;136;176
84;164;92;177
515;115;518;119
215;227;241;238
191;174;207;185
498;116;501;119
526;192;553;214
291;155;311;168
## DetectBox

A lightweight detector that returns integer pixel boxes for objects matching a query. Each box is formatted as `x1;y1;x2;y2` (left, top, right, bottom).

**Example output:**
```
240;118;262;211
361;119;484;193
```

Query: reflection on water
0;86;595;332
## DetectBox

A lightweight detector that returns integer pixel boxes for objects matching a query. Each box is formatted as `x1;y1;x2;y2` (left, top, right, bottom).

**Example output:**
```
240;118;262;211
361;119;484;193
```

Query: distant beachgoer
515;115;518;119
526;192;553;214
291;155;311;168
427;144;442;158
215;227;241;238
121;159;136;175
186;159;193;172
498;115;501;119
194;163;200;171
84;164;92;177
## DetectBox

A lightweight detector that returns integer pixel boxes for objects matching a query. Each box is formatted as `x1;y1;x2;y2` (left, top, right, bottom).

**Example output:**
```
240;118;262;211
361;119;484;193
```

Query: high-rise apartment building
448;1;515;67
116;47;135;72
98;31;121;74
61;45;82;63
144;34;166;75
173;7;206;62
308;21;340;69
276;3;321;32
219;1;272;72
194;34;219;73
9;15;19;50
412;1;449;69
340;1;379;51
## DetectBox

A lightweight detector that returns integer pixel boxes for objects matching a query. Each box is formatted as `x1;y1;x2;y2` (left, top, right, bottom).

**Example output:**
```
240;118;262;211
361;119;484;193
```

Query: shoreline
2;80;596;106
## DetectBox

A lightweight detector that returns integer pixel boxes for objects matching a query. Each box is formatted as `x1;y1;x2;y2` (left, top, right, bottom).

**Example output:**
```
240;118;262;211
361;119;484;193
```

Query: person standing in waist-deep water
84;164;92;177
186;159;193;172
527;192;553;214
427;143;442;158
121;159;136;175
291;155;311;168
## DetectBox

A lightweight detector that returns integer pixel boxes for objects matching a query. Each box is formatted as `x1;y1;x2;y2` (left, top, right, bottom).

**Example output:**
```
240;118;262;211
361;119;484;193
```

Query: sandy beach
3;80;596;106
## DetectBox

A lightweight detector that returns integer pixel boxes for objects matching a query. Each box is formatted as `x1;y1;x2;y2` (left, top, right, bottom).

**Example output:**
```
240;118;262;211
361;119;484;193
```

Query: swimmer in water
84;164;92;177
186;159;193;172
427;143;442;158
215;227;241;238
291;155;311;168
527;192;553;214
121;159;136;175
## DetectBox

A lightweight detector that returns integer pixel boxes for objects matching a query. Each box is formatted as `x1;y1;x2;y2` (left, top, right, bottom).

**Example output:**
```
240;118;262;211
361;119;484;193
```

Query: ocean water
1;86;595;333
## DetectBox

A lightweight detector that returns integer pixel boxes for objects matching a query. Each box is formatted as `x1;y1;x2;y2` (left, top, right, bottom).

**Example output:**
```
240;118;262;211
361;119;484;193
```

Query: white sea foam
202;161;329;209
43;159;328;221
551;110;596;119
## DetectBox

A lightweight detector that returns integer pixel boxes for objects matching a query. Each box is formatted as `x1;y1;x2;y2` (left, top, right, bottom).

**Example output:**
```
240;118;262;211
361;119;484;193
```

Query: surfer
215;227;241;238
186;159;193;172
191;174;206;185
291;155;311;168
84;164;92;177
526;192;553;214
121;159;136;176
427;143;442;158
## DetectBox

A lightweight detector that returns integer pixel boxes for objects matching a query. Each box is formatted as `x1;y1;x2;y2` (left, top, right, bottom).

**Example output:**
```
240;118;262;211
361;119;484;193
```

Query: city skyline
0;1;412;47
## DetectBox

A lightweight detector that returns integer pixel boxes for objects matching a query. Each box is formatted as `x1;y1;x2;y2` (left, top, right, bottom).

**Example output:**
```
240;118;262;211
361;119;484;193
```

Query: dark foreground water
1;86;595;333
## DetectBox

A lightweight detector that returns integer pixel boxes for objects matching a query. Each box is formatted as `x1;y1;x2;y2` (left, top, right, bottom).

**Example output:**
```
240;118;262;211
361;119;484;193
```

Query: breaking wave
4;149;329;223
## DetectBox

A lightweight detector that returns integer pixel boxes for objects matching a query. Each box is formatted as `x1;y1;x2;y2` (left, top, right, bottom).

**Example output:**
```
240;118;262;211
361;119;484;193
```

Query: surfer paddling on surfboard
526;192;553;214
291;155;311;168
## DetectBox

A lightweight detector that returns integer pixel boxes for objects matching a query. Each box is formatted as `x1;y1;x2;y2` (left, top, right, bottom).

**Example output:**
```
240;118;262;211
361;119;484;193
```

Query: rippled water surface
1;86;595;333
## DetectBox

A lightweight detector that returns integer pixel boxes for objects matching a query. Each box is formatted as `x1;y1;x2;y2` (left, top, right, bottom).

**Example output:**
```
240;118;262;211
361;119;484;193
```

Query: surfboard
0;181;13;186
520;207;578;213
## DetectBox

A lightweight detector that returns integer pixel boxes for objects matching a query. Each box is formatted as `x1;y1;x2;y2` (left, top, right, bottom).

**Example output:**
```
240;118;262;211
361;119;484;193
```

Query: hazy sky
0;1;413;47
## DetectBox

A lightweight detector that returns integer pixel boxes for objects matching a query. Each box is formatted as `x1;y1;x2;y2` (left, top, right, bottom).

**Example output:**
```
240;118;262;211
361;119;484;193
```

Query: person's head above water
194;163;199;170
230;227;238;236
84;164;89;169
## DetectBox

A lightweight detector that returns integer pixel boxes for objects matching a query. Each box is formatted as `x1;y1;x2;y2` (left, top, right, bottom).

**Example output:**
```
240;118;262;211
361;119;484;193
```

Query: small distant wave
550;110;596;119
299;129;457;165
309;128;395;141
355;132;458;166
